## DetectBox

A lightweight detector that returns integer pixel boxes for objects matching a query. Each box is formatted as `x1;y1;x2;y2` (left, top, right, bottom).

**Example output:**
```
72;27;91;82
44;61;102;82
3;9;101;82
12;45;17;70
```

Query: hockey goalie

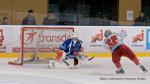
48;32;89;69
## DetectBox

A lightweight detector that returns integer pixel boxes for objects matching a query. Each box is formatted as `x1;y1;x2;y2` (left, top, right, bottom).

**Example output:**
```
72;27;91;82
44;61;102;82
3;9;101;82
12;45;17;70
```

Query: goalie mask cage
8;27;74;65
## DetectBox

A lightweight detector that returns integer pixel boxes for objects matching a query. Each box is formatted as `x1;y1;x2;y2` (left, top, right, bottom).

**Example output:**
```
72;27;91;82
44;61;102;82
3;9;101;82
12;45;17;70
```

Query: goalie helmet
71;32;79;38
104;30;112;37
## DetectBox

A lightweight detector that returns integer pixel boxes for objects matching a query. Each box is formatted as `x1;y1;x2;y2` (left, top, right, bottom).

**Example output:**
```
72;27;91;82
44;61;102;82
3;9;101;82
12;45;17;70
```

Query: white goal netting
9;27;74;65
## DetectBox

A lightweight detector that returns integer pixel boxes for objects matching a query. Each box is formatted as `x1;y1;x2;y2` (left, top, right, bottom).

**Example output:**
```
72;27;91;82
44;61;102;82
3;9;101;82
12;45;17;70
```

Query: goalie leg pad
48;59;73;69
65;59;74;69
48;60;55;69
56;50;66;61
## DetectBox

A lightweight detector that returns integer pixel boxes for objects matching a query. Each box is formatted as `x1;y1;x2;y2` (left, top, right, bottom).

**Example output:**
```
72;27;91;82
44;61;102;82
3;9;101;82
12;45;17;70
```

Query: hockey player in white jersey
103;30;148;74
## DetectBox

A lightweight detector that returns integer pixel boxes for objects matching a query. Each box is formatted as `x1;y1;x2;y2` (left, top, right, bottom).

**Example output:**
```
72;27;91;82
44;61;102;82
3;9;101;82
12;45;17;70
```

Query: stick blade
8;61;23;65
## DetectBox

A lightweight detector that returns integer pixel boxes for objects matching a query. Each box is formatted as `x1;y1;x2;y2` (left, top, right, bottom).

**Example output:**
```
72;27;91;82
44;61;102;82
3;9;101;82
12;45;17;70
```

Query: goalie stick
88;56;94;60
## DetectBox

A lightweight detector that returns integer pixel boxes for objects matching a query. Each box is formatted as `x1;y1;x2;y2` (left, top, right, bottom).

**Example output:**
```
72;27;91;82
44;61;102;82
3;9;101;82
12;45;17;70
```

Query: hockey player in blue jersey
59;32;82;68
48;32;93;69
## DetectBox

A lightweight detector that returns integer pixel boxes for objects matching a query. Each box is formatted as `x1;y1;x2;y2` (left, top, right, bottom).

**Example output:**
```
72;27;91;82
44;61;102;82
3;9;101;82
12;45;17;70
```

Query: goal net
8;27;74;65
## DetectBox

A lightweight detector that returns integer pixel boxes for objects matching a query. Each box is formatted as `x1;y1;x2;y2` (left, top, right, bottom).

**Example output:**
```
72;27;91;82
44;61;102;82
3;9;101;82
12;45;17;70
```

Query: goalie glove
77;52;86;60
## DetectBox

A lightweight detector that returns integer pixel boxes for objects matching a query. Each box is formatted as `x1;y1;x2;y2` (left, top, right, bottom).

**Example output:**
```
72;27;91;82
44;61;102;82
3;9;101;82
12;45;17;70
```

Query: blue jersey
59;39;82;58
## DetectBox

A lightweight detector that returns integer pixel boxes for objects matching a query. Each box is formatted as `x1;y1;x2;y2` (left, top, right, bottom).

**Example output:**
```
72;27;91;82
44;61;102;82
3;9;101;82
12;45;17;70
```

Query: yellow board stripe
0;53;19;58
0;53;56;58
0;52;150;58
87;52;150;58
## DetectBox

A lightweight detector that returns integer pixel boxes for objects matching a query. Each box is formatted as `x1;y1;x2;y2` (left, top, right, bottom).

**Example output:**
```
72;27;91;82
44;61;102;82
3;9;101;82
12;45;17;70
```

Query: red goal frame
9;27;74;65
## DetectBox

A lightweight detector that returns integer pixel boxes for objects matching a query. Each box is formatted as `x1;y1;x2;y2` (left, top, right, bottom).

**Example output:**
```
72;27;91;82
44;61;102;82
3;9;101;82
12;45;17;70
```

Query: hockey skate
116;68;124;74
140;65;148;73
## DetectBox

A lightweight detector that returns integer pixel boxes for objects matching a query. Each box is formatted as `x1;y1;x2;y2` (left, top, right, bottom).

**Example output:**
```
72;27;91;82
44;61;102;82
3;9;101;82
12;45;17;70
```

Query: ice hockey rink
0;57;150;84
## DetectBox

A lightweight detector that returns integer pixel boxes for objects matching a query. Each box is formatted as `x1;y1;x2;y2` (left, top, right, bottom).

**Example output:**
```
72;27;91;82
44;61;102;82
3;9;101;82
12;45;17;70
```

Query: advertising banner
0;26;149;55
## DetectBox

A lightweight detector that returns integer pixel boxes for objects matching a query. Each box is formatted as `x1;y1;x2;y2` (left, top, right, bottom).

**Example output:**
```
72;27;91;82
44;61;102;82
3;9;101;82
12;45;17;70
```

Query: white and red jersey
104;33;126;52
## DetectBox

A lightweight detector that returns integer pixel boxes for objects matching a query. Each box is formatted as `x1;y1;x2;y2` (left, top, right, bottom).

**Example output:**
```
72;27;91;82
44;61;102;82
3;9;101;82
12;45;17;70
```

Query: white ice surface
0;57;150;84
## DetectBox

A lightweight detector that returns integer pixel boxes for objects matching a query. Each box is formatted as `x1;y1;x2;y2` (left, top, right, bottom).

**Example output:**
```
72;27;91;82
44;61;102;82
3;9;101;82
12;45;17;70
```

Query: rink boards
0;52;150;58
0;26;150;58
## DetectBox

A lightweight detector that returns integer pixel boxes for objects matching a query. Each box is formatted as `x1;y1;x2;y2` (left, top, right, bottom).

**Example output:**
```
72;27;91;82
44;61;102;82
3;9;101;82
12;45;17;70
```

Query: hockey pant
112;44;140;69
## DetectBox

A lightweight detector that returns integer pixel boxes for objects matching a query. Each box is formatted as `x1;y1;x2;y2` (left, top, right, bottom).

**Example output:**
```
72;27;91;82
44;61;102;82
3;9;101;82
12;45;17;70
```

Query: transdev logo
146;29;150;49
24;31;71;45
